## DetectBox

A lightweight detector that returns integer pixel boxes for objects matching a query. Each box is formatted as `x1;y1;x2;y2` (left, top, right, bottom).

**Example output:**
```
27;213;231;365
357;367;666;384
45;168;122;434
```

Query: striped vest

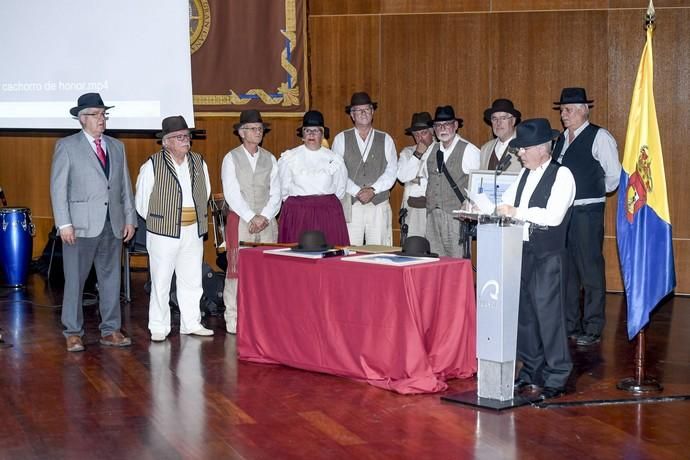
146;150;208;238
342;129;390;205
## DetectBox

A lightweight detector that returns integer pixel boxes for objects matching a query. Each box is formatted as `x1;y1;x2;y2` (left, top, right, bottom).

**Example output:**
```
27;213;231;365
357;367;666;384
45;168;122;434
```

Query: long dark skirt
278;194;350;246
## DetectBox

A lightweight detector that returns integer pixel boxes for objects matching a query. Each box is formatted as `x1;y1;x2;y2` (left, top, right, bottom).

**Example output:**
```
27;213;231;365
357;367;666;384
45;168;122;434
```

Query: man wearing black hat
425;105;480;257
479;99;522;172
497;118;576;400
221;110;281;334
552;87;621;346
396;112;436;238
50;92;137;352
135;115;213;341
332;92;398;246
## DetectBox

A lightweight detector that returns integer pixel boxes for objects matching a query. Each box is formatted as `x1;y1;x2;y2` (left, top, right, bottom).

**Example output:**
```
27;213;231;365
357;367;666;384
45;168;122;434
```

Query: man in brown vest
332;92;398;246
479;99;522;172
425;105;480;257
135;116;212;342
221;110;280;334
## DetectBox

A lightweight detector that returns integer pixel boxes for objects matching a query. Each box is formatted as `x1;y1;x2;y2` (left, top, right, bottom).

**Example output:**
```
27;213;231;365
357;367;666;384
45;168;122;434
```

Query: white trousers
222;218;277;333
347;200;392;246
147;224;204;335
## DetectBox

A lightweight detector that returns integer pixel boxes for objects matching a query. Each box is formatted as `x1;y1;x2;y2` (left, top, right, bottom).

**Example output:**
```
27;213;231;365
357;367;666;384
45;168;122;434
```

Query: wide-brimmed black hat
553;87;594;108
404;112;433;135
395;236;438;258
508;118;560;149
156;115;200;139
429;105;463;128
70;93;113;117
345;92;378;114
233;109;271;133
291;230;333;252
483;98;522;125
296;110;330;138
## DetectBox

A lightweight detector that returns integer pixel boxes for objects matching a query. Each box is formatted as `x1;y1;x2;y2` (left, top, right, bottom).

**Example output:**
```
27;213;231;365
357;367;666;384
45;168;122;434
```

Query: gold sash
180;207;197;226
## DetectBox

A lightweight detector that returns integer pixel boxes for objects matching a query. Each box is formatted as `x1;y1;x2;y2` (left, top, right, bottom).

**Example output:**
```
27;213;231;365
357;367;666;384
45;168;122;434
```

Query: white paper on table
465;188;495;214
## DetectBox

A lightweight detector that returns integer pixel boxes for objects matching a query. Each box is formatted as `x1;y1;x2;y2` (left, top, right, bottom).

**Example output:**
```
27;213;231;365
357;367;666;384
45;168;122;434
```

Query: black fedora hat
429;105;463;128
233;109;271;133
395;236;438;258
404;112;433;135
508;118;560;149
483;98;522;125
156;115;200;139
553;87;594;108
296;110;330;138
291;230;333;252
345;92;378;114
70;92;113;117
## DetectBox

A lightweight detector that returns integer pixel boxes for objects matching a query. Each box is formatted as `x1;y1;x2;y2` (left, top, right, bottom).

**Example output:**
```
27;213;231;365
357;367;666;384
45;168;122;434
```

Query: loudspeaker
168;263;225;317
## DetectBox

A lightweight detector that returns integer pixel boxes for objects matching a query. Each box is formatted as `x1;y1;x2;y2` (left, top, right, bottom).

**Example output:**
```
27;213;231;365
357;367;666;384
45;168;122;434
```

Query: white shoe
184;327;214;337
226;324;237;335
151;333;167;342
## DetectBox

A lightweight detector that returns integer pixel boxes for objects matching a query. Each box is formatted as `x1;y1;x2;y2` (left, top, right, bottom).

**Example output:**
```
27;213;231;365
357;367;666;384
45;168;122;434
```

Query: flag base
617;377;663;393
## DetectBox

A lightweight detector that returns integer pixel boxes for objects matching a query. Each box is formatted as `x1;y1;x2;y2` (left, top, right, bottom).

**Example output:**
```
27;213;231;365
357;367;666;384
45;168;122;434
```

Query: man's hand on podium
496;204;517;218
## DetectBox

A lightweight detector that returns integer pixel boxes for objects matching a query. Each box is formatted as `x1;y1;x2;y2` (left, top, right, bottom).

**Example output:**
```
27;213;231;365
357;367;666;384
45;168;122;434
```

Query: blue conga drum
0;208;35;287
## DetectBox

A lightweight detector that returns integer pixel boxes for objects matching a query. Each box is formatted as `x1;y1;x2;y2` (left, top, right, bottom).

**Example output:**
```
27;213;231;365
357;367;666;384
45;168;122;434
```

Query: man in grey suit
50;93;136;352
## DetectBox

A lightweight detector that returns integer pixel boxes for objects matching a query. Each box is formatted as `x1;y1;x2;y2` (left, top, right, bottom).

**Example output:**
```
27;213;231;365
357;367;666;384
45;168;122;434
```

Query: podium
442;216;531;410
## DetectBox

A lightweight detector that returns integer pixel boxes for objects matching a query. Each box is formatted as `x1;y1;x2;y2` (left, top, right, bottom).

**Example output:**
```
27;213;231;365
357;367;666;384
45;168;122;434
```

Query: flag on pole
616;24;676;340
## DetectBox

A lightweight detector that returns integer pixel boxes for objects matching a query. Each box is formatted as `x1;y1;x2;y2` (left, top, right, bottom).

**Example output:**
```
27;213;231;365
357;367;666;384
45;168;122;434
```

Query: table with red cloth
236;248;477;394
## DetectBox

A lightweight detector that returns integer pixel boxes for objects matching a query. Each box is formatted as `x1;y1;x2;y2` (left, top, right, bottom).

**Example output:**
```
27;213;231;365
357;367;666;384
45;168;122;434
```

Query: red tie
94;138;106;168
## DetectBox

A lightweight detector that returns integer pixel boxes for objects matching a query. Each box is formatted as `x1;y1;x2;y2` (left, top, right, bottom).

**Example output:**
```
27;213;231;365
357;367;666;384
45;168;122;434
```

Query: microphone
0;187;7;207
493;152;513;213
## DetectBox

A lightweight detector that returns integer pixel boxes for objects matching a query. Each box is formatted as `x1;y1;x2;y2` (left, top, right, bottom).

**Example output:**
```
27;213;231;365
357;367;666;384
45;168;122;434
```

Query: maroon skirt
278;195;350;246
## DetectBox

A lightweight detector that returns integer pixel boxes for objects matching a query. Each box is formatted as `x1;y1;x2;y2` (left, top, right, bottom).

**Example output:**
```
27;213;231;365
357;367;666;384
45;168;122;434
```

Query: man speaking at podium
496;118;576;400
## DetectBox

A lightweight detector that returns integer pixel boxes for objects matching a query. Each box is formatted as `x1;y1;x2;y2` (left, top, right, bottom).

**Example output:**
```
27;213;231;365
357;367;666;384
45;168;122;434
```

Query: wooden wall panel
492;0;608;10
308;0;489;16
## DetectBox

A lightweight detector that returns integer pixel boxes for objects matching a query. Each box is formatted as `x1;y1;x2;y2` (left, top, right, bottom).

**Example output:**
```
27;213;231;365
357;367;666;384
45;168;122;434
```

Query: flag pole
617;0;663;394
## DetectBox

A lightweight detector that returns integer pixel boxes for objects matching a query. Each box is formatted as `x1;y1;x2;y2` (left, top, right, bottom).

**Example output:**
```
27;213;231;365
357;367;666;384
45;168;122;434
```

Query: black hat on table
291;230;333;252
394;236;438;258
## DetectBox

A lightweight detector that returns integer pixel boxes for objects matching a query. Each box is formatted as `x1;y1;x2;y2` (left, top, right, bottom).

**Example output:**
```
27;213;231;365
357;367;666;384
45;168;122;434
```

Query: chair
123;214;148;302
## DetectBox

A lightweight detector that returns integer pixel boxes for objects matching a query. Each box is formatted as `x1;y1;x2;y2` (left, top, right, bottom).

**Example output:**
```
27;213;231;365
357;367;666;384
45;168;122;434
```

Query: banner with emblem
616;25;676;340
189;0;307;114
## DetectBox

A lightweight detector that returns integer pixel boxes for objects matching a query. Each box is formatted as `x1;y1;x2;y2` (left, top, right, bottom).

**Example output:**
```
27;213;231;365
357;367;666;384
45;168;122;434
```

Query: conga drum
0;208;35;287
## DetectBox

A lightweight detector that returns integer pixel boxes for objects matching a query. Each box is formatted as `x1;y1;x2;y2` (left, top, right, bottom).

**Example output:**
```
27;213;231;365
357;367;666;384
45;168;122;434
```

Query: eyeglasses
303;127;323;136
242;126;264;133
350;107;373;115
83;112;109;120
167;134;190;141
433;121;456;130
491;115;514;123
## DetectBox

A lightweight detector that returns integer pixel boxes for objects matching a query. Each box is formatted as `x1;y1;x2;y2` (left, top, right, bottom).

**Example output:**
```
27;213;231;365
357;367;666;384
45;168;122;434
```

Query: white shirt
556;121;621;197
440;134;481;174
331;128;398;196
135;152;211;218
501;161;576;241
277;144;348;200
83;130;107;157
494;135;514;160
397;142;435;198
220;145;281;223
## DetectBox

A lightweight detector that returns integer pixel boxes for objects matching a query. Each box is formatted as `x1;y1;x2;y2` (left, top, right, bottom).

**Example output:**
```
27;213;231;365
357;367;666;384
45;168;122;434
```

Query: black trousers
564;203;606;336
517;246;572;389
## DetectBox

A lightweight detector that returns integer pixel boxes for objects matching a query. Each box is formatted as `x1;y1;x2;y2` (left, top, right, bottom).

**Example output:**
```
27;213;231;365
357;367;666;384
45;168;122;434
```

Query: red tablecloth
237;248;477;394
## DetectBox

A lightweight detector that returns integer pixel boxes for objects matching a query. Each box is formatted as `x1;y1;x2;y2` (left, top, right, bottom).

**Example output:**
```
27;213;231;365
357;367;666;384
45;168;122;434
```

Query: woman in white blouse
277;110;350;246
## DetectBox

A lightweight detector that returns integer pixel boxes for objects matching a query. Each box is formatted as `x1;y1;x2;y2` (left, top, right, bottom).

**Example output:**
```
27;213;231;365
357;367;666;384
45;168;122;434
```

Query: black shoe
567;333;581;341
539;387;566;400
514;378;541;392
576;334;601;346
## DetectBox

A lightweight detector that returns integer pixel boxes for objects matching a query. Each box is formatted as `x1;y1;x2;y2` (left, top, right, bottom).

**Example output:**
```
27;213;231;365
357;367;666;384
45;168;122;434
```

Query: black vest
515;161;571;256
552;124;605;200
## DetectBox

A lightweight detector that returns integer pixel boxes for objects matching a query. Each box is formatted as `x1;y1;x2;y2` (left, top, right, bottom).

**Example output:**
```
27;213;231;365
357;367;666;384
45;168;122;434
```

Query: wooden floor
1;272;689;460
